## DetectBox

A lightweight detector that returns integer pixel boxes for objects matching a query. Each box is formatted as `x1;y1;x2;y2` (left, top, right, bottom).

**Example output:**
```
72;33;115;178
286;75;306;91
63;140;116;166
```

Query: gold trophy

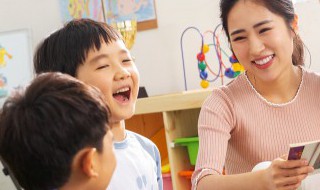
111;19;137;50
101;0;137;50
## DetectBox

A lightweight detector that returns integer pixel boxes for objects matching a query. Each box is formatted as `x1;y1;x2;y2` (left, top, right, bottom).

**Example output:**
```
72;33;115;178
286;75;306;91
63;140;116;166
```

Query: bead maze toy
180;24;245;90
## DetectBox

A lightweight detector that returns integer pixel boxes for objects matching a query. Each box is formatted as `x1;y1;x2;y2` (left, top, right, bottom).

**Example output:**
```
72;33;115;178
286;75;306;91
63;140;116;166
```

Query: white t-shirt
107;130;162;190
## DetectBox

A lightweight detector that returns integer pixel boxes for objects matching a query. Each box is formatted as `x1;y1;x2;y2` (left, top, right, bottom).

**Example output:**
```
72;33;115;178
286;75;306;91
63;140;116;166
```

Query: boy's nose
115;68;131;80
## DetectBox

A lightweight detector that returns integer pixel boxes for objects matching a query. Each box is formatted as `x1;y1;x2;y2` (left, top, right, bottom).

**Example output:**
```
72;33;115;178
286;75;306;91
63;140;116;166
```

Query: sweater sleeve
191;88;235;189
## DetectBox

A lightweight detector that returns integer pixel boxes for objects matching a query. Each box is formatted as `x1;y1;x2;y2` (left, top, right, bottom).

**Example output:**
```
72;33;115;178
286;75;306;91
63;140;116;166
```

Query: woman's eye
233;36;246;42
96;65;109;70
260;28;271;34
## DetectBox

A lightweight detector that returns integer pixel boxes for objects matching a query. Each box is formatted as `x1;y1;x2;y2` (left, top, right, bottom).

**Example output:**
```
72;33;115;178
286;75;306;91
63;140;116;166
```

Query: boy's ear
291;14;299;33
81;148;99;178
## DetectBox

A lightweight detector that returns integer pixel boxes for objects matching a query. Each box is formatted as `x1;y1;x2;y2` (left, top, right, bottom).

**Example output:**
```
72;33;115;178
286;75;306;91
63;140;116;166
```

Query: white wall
132;0;225;95
295;1;320;71
0;162;16;190
0;0;320;188
0;0;62;50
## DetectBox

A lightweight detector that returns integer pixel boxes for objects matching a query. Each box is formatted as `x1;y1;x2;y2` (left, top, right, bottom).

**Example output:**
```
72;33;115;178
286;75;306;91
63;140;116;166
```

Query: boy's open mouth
113;87;131;103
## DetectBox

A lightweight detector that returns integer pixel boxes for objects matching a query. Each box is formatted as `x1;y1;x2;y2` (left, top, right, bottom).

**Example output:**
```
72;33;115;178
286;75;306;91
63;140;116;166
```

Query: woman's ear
81;148;99;178
291;14;299;33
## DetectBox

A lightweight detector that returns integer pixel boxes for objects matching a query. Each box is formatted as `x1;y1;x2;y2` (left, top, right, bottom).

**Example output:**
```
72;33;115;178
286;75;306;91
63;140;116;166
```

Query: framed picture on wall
59;0;105;23
59;0;158;31
0;29;33;106
105;0;158;31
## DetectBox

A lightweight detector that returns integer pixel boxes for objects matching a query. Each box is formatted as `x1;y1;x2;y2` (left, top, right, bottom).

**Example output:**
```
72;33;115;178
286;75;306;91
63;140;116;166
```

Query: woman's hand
263;156;314;190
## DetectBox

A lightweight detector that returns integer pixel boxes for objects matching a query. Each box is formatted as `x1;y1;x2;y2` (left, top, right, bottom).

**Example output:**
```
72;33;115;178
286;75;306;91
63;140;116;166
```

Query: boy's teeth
254;55;273;65
115;87;129;94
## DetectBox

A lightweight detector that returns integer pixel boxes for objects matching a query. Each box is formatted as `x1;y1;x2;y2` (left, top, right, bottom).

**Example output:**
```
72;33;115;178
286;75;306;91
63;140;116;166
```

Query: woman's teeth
254;55;273;65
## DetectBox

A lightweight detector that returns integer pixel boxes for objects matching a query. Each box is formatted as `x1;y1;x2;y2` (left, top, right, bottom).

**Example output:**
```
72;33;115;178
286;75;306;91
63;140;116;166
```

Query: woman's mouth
252;54;274;70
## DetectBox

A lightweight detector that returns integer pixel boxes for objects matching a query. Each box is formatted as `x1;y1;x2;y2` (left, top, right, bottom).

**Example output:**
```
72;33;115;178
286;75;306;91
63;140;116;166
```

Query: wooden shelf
126;89;212;190
135;89;212;115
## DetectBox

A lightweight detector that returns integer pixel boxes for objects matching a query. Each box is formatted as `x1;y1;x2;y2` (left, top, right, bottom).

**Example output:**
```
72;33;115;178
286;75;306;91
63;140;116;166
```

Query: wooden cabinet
125;89;212;190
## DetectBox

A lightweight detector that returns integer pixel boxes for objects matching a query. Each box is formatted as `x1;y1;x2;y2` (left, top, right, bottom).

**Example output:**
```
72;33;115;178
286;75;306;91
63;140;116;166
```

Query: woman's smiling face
228;0;295;83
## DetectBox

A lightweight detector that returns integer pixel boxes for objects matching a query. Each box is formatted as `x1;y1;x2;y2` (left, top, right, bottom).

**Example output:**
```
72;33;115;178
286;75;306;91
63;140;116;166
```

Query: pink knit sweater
192;67;320;186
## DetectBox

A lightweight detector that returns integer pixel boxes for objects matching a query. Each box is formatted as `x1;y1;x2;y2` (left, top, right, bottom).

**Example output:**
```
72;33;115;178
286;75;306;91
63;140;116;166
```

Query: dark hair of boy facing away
34;18;122;76
220;0;304;66
0;72;110;190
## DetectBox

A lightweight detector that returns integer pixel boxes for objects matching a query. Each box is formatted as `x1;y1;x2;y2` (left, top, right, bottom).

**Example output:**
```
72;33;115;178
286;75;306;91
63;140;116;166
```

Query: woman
192;0;320;189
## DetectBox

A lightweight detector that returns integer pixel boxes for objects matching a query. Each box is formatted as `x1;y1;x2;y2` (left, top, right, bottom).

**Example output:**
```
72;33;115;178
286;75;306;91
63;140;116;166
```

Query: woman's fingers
266;157;315;190
275;174;308;187
279;182;302;190
281;166;314;177
275;159;307;169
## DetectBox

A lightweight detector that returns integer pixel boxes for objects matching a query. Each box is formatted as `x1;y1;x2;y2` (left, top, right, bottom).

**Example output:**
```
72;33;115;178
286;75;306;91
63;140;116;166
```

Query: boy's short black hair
0;72;110;190
34;18;122;76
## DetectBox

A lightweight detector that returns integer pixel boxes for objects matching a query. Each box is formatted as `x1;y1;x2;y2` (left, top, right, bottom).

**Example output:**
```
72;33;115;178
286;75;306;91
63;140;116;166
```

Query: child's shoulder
126;130;161;161
126;130;157;148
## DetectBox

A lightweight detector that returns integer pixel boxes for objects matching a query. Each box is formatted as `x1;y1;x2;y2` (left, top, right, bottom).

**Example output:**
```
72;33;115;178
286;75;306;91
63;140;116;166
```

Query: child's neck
110;120;126;142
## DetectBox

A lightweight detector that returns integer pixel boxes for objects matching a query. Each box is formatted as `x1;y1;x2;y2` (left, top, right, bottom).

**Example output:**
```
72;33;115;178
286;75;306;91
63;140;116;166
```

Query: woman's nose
249;35;265;56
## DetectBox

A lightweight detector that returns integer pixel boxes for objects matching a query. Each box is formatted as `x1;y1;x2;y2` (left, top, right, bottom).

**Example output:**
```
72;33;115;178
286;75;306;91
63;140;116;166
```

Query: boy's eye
123;59;133;63
259;28;271;34
96;65;109;70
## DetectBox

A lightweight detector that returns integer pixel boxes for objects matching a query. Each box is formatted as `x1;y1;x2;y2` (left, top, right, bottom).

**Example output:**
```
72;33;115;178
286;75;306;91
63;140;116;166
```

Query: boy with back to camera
34;18;162;190
0;72;116;190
